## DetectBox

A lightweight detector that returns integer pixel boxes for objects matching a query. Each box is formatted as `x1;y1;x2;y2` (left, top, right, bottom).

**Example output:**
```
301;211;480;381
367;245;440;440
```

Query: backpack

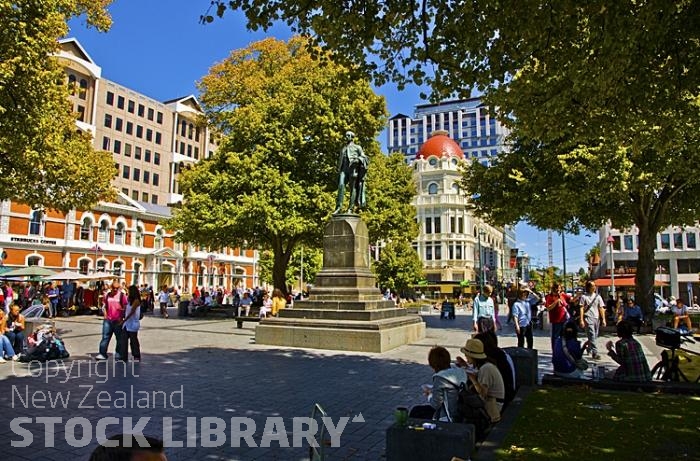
451;382;493;442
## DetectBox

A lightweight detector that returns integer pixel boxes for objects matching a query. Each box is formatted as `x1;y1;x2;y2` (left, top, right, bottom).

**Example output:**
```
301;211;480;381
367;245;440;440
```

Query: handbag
562;339;589;371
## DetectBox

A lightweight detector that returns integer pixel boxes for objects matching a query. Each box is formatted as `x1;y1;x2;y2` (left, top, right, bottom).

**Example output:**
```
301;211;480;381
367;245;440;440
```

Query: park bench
234;316;261;329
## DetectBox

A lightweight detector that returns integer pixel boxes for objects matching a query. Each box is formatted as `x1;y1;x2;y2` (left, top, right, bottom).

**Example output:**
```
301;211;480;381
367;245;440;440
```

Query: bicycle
650;327;700;383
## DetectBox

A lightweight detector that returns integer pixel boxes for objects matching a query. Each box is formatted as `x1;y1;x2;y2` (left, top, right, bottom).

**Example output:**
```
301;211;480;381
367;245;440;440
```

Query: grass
496;386;700;461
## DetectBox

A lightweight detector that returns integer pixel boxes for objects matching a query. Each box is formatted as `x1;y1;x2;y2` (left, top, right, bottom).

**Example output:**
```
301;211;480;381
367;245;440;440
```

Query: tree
207;2;700;317
169;36;387;294
362;151;422;291
257;246;322;290
0;0;116;212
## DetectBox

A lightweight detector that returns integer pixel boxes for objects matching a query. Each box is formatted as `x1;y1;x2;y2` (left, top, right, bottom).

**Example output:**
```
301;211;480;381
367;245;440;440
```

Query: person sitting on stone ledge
672;298;693;332
623;299;644;334
238;291;252;317
409;346;467;422
605;320;652;382
459;338;505;423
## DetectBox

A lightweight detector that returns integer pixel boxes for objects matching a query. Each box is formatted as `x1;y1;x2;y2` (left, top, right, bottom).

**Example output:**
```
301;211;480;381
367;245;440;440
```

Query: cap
460;338;487;359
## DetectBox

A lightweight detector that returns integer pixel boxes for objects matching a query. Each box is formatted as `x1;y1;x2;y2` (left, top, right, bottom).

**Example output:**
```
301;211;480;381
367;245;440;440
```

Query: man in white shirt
579;281;606;360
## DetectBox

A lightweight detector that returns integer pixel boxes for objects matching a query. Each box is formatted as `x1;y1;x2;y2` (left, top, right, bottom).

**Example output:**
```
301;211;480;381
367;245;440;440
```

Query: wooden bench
234;316;261;329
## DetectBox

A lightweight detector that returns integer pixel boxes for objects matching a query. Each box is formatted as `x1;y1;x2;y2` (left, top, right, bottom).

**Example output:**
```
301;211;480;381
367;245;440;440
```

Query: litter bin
503;347;538;387
178;301;190;317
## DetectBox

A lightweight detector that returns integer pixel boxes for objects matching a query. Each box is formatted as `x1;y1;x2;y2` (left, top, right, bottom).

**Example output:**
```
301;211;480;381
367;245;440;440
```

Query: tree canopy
205;0;700;316
0;0;116;212
168;36;388;293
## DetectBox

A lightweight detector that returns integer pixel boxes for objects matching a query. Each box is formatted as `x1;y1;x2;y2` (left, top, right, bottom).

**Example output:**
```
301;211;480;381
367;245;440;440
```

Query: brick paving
0;306;666;460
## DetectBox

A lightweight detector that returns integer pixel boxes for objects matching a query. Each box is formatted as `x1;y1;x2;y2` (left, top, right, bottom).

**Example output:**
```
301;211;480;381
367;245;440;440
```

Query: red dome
416;130;463;160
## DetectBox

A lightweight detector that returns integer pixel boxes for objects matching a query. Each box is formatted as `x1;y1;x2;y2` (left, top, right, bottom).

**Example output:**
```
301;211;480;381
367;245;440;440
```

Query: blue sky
67;0;596;272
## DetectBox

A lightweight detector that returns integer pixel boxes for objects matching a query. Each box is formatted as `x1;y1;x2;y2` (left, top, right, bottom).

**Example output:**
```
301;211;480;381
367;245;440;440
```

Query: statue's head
345;131;355;141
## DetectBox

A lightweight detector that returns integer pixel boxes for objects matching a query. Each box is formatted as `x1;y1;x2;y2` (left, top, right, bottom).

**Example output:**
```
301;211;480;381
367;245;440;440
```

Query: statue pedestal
255;215;425;352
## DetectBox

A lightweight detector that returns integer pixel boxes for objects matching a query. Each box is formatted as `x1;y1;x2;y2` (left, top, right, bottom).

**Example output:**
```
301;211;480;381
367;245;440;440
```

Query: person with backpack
96;280;126;361
409;346;467;422
460;338;505;423
118;285;142;362
579;280;606;360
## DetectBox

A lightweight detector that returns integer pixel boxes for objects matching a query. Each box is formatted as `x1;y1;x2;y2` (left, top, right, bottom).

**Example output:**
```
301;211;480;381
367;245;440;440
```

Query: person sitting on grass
552;321;585;379
605;320;652;382
672;298;693;332
409;346;467;422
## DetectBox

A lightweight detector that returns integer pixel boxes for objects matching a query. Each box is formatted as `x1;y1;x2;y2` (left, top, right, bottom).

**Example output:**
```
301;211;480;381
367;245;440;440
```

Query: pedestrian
472;285;496;334
47;282;59;318
545;282;569;350
512;287;533;349
578;281;606;360
118;285;142;362
157;285;169;318
96;279;126;361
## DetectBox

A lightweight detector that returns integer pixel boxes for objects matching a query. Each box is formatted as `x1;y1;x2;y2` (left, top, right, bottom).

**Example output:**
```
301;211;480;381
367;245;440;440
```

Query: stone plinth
255;214;425;353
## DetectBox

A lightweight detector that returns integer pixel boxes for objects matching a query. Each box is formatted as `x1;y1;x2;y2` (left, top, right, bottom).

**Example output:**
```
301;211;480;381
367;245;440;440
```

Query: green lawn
497;386;700;461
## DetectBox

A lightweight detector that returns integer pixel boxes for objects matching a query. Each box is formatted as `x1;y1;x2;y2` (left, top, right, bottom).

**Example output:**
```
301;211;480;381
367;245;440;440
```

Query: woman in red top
96;280;126;360
544;282;569;350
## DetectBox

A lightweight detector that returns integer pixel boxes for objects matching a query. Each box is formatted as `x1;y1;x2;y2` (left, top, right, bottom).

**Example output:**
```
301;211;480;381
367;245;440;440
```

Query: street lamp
607;234;616;298
90;244;102;273
477;229;486;292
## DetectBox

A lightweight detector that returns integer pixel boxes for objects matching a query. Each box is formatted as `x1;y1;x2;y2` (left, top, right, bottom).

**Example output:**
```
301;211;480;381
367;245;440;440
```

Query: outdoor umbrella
40;270;88;282
1;266;57;278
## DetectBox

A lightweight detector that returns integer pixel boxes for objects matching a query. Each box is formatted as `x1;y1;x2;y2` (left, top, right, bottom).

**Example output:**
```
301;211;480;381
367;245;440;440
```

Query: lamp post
299;246;304;295
477;229;486;292
90;244;102;273
607;234;616;298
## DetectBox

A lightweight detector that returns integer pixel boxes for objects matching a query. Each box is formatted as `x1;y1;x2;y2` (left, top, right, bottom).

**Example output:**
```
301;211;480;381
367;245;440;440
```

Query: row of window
611;232;698;251
121;188;159;205
67;74;88;100
103;137;161;165
105;91;164;124
178;141;200;160
116;164;160;186
103;115;163;145
79;217;165;248
425;216;466;234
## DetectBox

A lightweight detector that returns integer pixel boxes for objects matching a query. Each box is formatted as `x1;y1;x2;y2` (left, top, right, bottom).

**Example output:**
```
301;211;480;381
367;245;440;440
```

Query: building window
127;100;135;113
115;223;125;245
624;235;634;251
142;192;149;202
156;111;163;124
146;129;153;142
124;143;132;157
673;232;683;249
143;171;150;184
434;244;442;260
29;210;43;236
133;262;142;285
98;220;109;243
428;183;438;195
133;168;140;181
426;245;433;261
79;259;90;275
154;229;164;249
134;226;144;248
147;108;154;121
197;267;204;287
425;217;432;234
434;217;441;234
102;136;110;151
144;149;151;162
131;190;138;200
450;217;456;233
123;165;130;179
97;260;107;273
113;261;123;277
104;114;112;128
137;104;145;117
136;125;143;138
117;95;125;109
194;147;199;159
126;121;133;135
76;105;85;121
115;118;123;131
27;256;42;266
152;173;159;186
122;188;129;195
687;233;697;249
154;152;160;165
80;218;91;241
179;141;185;155
151;194;158;204
660;233;670;250
113;140;121;154
180;120;187;136
106;91;114;105
155;132;161;145
428;157;438;166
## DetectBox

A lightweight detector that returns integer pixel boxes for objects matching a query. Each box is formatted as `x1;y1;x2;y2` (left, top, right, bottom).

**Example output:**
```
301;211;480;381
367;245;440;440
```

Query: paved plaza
0;307;665;460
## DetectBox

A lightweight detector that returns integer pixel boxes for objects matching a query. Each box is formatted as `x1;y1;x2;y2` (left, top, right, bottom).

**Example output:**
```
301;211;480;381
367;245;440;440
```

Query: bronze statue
333;131;368;214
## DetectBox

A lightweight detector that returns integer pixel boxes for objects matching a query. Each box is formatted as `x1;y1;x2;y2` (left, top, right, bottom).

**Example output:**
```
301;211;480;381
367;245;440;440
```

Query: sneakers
0;357;6;363
95;354;108;360
11;355;19;361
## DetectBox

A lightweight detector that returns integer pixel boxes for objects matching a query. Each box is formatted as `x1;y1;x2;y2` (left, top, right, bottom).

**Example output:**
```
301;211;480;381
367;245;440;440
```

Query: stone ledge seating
234;316;262;329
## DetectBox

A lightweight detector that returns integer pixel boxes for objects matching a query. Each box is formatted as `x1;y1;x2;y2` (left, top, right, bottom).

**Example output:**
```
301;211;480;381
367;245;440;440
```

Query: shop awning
594;275;668;287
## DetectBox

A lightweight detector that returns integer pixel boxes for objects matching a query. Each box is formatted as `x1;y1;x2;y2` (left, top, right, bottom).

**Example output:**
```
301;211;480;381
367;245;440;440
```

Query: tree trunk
635;222;658;320
272;243;292;296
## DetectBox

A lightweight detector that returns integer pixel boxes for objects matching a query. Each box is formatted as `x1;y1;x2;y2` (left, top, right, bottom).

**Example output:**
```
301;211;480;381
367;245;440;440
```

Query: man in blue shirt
623;299;644;334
